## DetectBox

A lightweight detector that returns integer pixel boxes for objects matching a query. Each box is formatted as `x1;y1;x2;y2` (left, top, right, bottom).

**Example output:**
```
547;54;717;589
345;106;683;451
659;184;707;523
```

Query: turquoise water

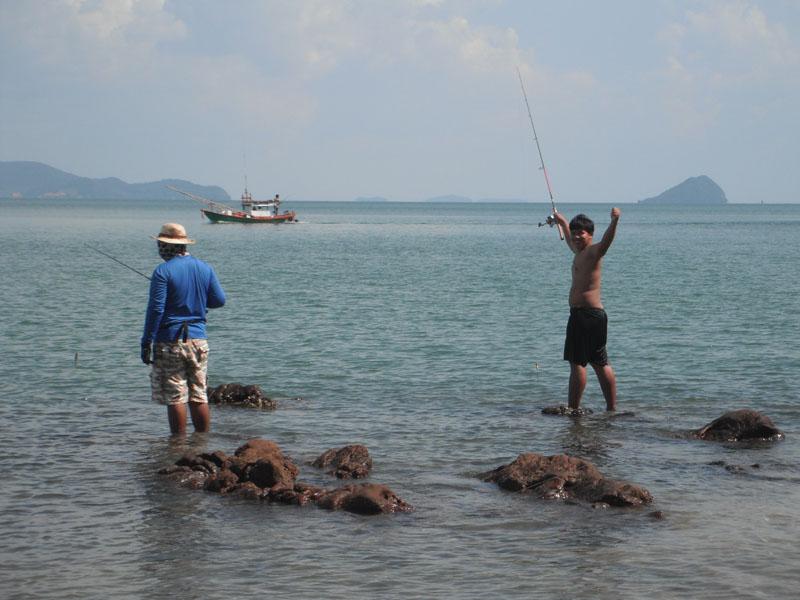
1;198;799;599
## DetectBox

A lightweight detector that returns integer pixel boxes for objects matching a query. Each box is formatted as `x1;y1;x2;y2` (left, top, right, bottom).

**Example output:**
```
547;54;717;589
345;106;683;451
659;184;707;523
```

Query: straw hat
151;223;195;244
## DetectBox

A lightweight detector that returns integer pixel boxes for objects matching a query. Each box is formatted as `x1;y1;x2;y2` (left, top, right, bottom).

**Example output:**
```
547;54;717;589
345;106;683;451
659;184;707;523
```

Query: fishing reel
538;214;556;228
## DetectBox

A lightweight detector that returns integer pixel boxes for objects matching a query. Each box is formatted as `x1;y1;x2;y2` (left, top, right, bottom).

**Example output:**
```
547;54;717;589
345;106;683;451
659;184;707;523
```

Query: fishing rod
165;185;236;213
517;67;564;240
86;244;151;280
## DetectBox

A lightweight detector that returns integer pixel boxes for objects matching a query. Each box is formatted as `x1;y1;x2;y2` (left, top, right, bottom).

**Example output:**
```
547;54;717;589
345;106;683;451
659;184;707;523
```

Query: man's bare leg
591;363;617;411
189;402;210;432
167;404;188;434
568;363;587;409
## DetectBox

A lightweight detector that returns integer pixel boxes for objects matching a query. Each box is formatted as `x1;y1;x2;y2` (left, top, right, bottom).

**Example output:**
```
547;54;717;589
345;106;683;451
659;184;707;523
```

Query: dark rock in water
207;383;277;409
692;409;784;442
175;452;219;474
156;439;413;515
312;445;373;478
198;450;229;468
233;481;267;501
230;439;299;490
542;405;594;416
204;469;240;493
269;482;328;506
316;483;414;515
480;453;653;507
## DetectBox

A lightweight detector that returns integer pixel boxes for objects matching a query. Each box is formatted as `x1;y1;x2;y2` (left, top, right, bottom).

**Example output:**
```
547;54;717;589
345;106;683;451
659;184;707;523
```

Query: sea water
1;198;798;599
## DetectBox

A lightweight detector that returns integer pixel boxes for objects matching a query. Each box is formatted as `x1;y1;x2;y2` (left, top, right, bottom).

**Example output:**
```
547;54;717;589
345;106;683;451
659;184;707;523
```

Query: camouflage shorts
150;339;209;406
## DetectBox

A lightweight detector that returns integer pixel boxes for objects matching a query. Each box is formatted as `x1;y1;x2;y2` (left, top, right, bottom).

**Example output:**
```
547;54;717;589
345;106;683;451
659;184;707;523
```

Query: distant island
638;175;727;204
353;196;389;202
0;161;231;201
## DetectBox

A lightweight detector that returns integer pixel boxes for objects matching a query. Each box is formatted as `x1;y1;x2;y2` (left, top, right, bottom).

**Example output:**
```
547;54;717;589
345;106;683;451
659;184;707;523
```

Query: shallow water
1;198;798;599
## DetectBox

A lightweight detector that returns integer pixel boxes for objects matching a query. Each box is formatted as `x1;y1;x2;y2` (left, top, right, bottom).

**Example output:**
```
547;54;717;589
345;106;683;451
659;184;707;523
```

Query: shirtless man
552;208;620;411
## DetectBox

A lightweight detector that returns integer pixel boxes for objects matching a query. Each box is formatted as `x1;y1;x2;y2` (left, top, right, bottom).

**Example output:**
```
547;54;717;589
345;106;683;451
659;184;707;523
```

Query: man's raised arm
552;213;575;253
595;207;621;257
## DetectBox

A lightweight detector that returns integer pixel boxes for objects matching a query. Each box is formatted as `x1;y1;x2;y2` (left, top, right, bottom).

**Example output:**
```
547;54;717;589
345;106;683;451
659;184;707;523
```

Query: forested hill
0;161;230;201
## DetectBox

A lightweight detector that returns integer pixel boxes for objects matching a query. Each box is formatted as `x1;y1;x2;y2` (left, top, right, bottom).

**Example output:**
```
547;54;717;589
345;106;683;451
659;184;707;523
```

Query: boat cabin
241;190;281;218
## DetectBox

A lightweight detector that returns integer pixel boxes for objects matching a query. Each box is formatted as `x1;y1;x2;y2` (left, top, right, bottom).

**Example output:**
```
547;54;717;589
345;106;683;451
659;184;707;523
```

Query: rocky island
638;175;727;204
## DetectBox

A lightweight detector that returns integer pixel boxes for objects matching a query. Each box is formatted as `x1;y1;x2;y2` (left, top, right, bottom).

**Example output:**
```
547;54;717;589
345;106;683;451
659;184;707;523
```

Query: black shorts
564;307;609;367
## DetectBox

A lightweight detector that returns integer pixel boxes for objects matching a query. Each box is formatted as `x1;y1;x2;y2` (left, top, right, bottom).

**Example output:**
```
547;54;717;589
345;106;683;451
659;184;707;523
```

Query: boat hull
202;209;296;224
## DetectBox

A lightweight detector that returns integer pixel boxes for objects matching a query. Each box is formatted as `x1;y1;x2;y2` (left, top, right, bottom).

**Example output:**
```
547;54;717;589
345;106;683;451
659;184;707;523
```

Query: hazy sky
1;0;798;202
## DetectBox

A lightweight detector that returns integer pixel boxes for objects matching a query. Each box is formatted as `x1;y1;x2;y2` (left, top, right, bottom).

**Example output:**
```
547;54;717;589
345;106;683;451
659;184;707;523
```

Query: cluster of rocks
162;398;785;516
158;439;412;516
481;452;653;507
207;383;277;409
479;409;784;510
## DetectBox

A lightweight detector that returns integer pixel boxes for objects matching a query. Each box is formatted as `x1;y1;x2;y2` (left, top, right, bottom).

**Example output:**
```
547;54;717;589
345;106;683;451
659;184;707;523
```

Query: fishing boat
166;185;297;224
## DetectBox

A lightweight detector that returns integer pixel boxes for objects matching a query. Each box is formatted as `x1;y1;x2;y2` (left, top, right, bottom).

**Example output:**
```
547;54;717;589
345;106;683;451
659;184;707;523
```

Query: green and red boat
167;185;297;224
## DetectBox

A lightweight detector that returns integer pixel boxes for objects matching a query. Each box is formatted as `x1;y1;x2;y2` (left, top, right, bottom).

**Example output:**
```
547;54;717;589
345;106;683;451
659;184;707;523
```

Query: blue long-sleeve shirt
141;254;226;344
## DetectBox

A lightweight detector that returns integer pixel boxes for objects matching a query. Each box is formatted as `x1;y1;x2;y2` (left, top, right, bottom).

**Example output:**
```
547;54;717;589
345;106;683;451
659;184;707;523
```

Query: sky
1;0;798;203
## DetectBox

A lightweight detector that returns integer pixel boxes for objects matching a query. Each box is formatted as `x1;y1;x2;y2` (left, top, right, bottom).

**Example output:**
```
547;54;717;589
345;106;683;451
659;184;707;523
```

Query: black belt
175;320;202;342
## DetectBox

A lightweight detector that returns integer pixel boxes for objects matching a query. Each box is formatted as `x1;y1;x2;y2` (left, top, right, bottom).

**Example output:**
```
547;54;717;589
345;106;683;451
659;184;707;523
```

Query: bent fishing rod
86;244;151;280
517;67;564;239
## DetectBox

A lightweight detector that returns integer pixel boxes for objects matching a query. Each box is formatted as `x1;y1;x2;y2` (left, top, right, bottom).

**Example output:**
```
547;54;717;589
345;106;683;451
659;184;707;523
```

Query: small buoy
535;363;539;370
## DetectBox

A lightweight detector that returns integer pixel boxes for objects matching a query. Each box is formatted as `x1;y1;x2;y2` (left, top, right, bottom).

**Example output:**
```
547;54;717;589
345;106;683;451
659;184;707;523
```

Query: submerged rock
157;438;412;516
315;483;414;515
542;405;594;416
312;445;373;478
692;409;784;442
207;383;277;409
481;453;653;507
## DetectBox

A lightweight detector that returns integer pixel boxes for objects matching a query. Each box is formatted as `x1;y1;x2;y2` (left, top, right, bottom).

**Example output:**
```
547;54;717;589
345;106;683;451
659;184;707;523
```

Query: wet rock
481;453;652;507
230;439;298;490
157;464;191;476
312;445;373;479
180;470;209;489
709;460;758;475
157;464;207;489
692;409;784;442
175;452;218;474
542;405;594;416
207;383;277;409
232;482;268;501
156;439;413;516
204;468;239;493
269;482;328;506
199;450;228;468
316;483;414;515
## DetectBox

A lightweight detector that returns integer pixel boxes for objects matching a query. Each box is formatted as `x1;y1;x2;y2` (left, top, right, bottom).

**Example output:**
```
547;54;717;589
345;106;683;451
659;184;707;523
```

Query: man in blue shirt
141;223;226;434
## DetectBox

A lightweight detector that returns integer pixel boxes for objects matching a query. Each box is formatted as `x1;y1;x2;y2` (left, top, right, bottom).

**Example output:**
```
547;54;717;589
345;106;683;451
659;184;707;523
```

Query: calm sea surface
1;198;799;599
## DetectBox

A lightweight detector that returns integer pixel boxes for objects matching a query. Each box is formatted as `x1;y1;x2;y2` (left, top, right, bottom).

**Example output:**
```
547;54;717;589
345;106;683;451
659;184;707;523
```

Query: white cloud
663;0;800;86
685;1;798;66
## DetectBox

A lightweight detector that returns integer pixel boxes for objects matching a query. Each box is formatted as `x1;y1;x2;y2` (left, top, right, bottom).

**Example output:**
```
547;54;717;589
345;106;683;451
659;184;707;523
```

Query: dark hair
569;214;594;235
